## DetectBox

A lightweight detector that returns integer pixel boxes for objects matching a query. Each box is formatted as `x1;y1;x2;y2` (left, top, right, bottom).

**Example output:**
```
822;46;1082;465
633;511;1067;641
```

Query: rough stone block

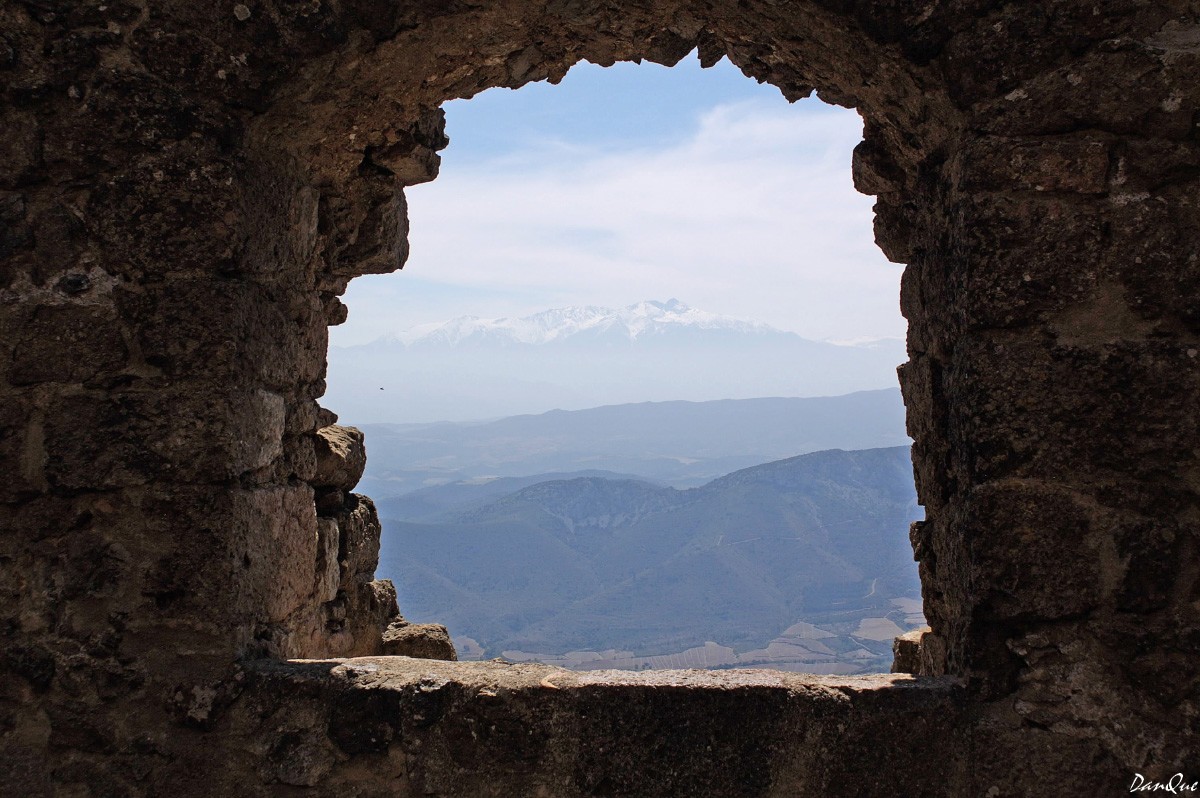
949;194;1106;330
381;620;458;660
10;304;129;386
335;493;381;584
315;518;340;604
114;279;316;389
343;579;400;656
232;660;966;797
128;485;318;629
1103;193;1200;333
945;332;1200;489
42;393;168;489
963;136;1110;194
891;628;925;674
0;395;44;501
311;424;366;492
948;481;1104;622
0;192;31;277
260;489;321;626
0;107;40;188
42;386;285;489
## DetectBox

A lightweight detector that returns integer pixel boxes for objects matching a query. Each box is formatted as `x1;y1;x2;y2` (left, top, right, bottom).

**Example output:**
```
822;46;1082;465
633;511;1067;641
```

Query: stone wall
2;0;1198;794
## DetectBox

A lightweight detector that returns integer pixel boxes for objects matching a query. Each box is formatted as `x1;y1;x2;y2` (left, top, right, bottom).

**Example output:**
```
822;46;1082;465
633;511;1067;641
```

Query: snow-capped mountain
388;300;774;347
325;300;907;424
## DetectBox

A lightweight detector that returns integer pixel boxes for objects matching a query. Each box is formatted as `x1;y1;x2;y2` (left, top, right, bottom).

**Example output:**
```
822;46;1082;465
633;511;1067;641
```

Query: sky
333;53;907;347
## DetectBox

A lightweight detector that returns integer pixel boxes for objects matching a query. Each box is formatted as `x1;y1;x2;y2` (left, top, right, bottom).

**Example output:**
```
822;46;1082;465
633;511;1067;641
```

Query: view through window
326;54;924;673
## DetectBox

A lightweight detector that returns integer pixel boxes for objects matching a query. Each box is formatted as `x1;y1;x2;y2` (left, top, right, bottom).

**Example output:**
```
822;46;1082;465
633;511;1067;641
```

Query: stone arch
3;0;1198;794
248;0;965;672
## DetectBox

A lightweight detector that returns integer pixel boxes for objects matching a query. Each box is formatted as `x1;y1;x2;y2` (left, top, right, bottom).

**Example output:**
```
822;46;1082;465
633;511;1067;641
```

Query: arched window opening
327;53;924;675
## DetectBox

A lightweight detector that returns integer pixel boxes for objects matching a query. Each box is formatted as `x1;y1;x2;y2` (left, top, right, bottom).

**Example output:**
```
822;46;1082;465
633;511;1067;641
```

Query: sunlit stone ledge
232;657;965;796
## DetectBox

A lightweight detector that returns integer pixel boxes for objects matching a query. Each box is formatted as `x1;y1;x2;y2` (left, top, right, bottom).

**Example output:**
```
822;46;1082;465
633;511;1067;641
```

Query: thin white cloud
335;97;906;346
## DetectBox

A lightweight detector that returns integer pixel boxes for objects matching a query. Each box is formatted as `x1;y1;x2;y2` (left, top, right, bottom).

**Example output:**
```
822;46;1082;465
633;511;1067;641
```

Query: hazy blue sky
334;54;906;346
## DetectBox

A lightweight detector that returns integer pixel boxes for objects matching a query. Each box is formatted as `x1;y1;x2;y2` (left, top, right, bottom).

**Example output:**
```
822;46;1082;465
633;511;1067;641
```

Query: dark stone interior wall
2;0;1198;794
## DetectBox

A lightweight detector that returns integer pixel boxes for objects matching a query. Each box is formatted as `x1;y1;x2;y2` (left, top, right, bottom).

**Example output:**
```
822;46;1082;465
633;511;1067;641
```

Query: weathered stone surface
41;386;286;488
311;424;366;493
226;660;966;797
315;518;340;605
891;628;925;675
9;305;129;386
382;620;458;661
287;493;400;659
2;0;1199;795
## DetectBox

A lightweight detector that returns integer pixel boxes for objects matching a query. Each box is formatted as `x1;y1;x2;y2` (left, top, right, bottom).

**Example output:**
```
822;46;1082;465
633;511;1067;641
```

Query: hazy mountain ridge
375;469;659;524
467;477;680;532
356;389;909;498
377;446;923;673
326;300;906;423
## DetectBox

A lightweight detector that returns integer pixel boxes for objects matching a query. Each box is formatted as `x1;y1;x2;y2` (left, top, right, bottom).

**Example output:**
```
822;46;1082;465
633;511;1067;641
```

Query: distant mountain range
325;300;906;423
355;389;909;498
376;446;924;674
386;299;774;346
